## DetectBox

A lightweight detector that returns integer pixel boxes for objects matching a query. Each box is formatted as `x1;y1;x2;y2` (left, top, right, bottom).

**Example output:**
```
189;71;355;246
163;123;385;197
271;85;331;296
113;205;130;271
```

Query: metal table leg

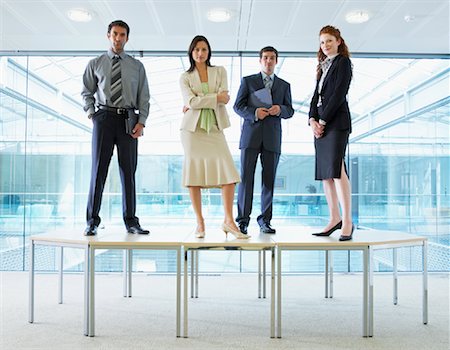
369;246;374;337
325;250;329;298
393;248;398;305
423;241;428;325
122;249;132;297
263;250;266;299
277;246;282;338
128;250;133;297
270;247;275;338
123;250;128;297
190;250;194;298
58;246;63;304
195;250;199;298
88;246;95;337
84;247;89;336
362;247;369;337
28;240;35;323
176;247;181;337
258;251;262;298
183;249;188;338
329;251;333;298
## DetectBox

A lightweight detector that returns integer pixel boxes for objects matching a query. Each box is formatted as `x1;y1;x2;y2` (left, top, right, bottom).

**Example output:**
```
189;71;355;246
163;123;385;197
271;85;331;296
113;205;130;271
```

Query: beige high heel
195;230;205;239
221;223;250;239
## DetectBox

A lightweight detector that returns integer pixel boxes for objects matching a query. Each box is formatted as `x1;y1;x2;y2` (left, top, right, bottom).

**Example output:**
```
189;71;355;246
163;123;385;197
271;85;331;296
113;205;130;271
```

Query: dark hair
108;20;130;36
187;35;212;73
259;46;278;59
317;25;350;63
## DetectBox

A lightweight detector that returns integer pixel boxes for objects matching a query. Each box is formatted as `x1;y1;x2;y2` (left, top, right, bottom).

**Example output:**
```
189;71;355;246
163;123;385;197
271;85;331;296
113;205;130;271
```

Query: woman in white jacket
180;35;248;239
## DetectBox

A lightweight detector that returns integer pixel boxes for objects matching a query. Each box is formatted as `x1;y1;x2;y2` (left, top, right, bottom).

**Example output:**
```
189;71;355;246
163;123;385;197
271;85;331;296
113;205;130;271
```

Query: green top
199;82;217;133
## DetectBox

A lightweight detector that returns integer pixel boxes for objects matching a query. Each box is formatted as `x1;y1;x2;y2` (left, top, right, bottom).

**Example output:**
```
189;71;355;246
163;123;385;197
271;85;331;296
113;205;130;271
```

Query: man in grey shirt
81;20;150;236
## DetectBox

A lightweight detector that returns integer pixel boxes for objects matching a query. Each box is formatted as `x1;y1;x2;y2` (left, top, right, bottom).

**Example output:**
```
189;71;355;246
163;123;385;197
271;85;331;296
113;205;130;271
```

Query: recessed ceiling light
404;14;416;22
207;8;232;23
67;8;93;22
345;10;370;24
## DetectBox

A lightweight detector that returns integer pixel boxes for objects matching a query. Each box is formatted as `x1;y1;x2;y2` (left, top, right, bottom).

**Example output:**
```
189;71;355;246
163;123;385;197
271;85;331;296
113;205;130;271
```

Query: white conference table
28;227;428;340
182;230;276;338
28;230;188;337
273;228;428;338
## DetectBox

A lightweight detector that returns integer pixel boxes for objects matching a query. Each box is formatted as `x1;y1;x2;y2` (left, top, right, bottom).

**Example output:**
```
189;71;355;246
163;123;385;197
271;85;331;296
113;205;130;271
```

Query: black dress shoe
84;225;98;236
312;221;342;236
339;224;355;241
127;225;150;234
260;222;276;234
238;223;248;235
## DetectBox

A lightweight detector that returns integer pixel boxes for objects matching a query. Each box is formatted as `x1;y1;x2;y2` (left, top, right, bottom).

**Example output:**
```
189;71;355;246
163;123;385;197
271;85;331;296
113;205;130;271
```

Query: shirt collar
107;48;125;59
324;53;339;64
320;53;339;70
261;71;275;81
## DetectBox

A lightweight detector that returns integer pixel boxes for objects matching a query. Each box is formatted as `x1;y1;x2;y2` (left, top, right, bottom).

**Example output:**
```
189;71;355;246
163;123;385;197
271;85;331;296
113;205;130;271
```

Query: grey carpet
1;272;448;349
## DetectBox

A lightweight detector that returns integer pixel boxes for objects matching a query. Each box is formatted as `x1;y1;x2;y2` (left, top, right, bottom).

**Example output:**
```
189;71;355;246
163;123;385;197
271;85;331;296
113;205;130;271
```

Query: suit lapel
192;68;202;92
322;55;340;90
207;66;217;92
254;73;265;90
272;75;279;92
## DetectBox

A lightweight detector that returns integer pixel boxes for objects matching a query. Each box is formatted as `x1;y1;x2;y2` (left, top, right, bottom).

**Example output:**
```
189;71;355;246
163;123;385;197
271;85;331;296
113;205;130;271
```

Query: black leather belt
98;105;128;115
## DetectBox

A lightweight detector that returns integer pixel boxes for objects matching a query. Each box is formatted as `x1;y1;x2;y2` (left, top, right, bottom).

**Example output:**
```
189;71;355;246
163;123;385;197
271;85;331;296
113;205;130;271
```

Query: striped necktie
111;55;122;106
264;76;272;90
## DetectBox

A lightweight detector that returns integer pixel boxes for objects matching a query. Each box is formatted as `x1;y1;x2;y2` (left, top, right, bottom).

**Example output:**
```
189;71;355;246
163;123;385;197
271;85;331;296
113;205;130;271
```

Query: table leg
128;249;133;297
258;251;262;298
58;246;63;304
393;248;398;305
176;248;181;337
423;241;428;325
362;248;369;337
88;246;95;337
28;240;35;323
84;247;89;336
195;250;199;298
369;246;374;337
270;248;275;338
190;250;194;298
325;250;329;298
183;249;188;338
122;250;128;297
329;251;333;298
263;250;267;299
277;247;282;338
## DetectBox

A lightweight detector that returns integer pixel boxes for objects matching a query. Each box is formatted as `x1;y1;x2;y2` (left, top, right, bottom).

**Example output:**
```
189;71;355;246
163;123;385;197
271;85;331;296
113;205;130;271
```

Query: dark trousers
86;110;139;229
236;147;280;226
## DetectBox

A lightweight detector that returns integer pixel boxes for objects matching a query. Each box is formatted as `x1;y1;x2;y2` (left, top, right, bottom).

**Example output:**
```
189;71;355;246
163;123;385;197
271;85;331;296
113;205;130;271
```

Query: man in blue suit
234;46;294;234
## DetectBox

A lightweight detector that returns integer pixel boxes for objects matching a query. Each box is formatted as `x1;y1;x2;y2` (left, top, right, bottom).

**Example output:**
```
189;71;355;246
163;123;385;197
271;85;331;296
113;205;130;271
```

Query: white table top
183;229;275;248
30;226;426;249
31;228;190;247
272;226;426;248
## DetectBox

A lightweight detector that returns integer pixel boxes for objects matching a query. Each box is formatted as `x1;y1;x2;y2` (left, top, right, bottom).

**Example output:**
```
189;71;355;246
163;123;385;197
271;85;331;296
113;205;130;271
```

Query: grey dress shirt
81;48;150;125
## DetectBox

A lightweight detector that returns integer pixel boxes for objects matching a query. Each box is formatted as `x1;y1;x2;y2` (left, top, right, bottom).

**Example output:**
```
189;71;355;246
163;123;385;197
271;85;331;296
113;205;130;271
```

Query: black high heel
339;224;355;241
312;221;342;236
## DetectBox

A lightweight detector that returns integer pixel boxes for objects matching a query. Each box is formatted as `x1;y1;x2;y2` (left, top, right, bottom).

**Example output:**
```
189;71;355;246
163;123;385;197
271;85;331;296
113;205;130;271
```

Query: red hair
317;25;350;63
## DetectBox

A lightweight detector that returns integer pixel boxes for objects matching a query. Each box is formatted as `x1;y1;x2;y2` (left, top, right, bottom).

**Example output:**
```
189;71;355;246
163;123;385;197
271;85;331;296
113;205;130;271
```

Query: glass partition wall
0;54;448;272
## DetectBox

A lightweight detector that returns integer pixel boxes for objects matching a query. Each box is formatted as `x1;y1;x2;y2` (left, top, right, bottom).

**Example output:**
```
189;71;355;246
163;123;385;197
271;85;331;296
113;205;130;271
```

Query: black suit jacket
234;73;294;153
309;55;352;132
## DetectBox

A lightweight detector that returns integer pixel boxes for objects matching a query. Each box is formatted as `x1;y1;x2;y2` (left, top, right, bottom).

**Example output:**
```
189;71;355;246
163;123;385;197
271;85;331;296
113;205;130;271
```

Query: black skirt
314;129;349;180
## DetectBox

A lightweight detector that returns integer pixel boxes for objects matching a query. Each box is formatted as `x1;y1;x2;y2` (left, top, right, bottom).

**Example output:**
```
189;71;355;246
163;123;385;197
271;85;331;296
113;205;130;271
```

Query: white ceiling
0;0;449;54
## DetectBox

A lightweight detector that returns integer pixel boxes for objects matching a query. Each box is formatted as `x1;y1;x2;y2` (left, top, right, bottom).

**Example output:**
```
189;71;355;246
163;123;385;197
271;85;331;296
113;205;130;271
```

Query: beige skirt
180;124;240;188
